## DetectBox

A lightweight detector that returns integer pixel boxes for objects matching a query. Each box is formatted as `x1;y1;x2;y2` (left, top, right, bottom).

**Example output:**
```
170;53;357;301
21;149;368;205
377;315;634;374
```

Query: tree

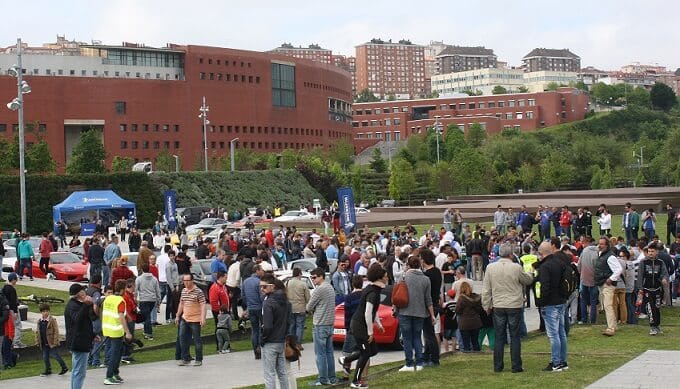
25;138;56;174
369;147;387;173
0;137;11;172
427;91;440;98
650;82;677;111
354;88;380;103
574;81;589;92
518;86;529;93
388;158;416;203
442;125;467;161
329;138;355;170
591;82;619;104
432;161;455;198
539;152;576;191
155;149;176;172
111;156;134;172
387;93;396;101
546;82;560;91
451;149;489;195
492;85;508;95
466;123;486;148
627;87;651;108
516;162;536;191
66;129;107;174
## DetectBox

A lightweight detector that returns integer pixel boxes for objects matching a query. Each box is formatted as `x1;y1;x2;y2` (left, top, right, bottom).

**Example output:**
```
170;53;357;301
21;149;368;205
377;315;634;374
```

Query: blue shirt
242;274;263;311
325;245;338;259
210;259;228;282
103;243;121;265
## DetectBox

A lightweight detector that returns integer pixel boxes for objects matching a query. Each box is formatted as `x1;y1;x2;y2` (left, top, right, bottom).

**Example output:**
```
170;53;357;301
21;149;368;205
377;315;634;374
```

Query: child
478;308;495;352
216;304;232;353
36;303;68;376
442;289;457;353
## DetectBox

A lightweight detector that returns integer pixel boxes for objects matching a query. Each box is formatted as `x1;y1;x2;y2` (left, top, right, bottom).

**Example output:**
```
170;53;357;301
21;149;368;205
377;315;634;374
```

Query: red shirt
149;264;159;280
229;239;238;253
208;282;230;313
265;230;275;247
123;291;137;322
39;238;52;258
110;266;135;289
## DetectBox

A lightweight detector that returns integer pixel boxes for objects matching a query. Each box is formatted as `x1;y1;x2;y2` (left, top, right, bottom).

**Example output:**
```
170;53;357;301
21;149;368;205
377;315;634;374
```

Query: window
119;124;127;132
271;63;296;107
518;100;526;107
0;124;7;132
488;102;496;108
39;124;46;132
131;141;138;149
528;99;536;106
174;125;180;132
174;141;180;149
505;113;513;119
516;112;523;119
199;72;205;80
458;124;465;131
154;124;160;132
498;101;504;108
469;103;476;109
120;141;128;149
478;102;485;109
394;118;401;125
131;124;138;132
164;141;170;149
508;100;515;107
163;124;169;132
115;101;126;115
153;141;160;149
142;141;149;149
526;111;534;119
143;124;149;132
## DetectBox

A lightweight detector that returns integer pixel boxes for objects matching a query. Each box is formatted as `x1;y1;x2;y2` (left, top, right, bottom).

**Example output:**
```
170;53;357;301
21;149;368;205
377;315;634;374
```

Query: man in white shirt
493;205;507;235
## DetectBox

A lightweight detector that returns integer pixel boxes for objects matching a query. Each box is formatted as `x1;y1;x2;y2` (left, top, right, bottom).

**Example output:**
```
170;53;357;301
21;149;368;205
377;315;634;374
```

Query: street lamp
387;147;396;168
6;38;30;233
433;115;443;163
198;96;209;172
172;154;180;173
230;138;239;172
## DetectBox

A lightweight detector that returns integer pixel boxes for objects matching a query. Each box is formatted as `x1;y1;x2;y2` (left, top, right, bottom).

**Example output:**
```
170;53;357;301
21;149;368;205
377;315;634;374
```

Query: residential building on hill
522;48;580;72
435;45;497;74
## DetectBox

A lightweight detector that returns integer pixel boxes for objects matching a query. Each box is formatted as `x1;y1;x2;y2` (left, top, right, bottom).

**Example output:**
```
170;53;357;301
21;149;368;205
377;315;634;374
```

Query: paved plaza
588;350;680;389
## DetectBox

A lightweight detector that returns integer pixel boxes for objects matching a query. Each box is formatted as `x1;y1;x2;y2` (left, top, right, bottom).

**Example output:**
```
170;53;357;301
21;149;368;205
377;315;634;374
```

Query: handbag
285;335;301;364
392;274;409;309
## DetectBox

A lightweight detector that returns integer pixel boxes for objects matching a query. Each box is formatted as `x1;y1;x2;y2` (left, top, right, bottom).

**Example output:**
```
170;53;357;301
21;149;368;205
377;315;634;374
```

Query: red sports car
12;251;89;282
333;285;402;349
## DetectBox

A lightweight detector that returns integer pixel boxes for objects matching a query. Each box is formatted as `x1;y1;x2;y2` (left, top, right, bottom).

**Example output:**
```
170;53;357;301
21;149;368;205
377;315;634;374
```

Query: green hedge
0;170;323;233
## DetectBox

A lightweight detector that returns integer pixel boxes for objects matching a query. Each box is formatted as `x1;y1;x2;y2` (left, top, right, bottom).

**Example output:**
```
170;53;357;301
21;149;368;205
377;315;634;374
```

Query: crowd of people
0;200;678;388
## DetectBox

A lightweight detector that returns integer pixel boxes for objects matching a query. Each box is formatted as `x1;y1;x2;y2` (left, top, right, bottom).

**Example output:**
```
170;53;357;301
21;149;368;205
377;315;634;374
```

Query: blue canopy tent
53;190;136;235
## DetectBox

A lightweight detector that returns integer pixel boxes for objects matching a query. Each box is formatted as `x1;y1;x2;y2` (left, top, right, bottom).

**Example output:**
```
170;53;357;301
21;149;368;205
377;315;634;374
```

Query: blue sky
4;0;678;70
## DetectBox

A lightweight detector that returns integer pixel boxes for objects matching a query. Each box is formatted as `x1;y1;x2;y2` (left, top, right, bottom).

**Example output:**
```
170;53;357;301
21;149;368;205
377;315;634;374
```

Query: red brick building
0;44;353;172
355;39;425;99
352;88;589;153
269;43;333;64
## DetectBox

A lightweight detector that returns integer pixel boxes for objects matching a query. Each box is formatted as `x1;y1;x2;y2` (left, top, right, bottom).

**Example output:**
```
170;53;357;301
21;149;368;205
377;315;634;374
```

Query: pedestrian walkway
587;350;680;389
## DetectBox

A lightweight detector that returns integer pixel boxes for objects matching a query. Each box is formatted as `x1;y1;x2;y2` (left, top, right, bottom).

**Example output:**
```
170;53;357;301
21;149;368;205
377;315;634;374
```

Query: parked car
176;207;211;226
190;259;213;299
355;207;371;215
186;226;220;246
286;258;338;275
22;251;89;282
275;270;317;295
231;215;271;228
332;284;402;349
122;252;139;276
273;210;319;223
1;247;17;273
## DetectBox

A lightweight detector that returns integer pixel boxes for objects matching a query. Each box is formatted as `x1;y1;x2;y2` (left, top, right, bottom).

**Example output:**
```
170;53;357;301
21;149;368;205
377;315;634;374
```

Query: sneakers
40;371;52;377
143;334;154;340
338;356;351;375
398;365;416;372
192;360;202;366
543;362;563;372
560;362;569;370
113;375;124;383
657;326;664;334
350;381;369;388
650;327;659;336
120;356;134;364
601;328;615;337
177;360;190;366
104;378;121;385
219;348;232;354
59;367;68;375
639;313;648;319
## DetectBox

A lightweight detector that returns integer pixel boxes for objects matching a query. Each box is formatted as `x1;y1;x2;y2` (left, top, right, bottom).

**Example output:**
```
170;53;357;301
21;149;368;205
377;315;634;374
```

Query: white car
355;207;371;215
1;247;17;272
275;270;317;295
273;210;319;222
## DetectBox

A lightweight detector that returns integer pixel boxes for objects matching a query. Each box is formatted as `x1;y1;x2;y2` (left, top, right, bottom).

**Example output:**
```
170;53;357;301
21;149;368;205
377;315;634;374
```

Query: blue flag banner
337;187;357;235
164;190;177;231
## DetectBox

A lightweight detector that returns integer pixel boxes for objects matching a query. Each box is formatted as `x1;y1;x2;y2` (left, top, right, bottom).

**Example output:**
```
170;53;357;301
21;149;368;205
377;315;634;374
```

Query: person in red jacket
209;271;230;351
39;232;53;276
559;206;573;239
122;279;138;363
109;257;135;290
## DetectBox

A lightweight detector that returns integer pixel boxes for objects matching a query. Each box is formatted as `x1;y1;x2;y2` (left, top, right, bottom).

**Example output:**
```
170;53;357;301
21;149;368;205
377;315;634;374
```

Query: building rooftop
436;45;495;57
523;48;580;59
274;43;330;51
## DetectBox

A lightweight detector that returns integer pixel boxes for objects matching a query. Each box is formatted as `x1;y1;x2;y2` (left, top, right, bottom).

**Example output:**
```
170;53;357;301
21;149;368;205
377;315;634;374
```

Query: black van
176;206;211;226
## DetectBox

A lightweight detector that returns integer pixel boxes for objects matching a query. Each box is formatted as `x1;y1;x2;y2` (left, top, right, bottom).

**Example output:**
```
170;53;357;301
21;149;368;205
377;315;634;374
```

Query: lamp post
387;147;395;168
6;38;31;233
172;154;180;173
198;96;209;172
230;137;239;172
433;115;443;164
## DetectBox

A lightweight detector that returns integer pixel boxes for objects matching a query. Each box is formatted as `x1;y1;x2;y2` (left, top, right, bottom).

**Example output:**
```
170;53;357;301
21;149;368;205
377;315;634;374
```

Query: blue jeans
41;345;67;372
492;308;523;372
18;259;33;278
461;328;480;351
580;285;599;324
102;265;111;290
180;320;203;362
122;321;134;357
71;351;88;389
262;342;289;389
542;304;567;366
287;312;306;344
139;301;156;336
398;315;424;367
248;309;262;351
106;337;123;379
626;291;638;324
422;316;439;364
312;325;336;384
89;335;105;366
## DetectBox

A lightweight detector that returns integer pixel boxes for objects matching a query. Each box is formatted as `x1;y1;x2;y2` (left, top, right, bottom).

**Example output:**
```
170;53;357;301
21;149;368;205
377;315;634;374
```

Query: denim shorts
443;329;455;340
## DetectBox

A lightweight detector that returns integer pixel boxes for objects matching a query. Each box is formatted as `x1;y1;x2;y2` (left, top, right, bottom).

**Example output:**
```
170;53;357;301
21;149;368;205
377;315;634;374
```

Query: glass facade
271;63;296;107
103;49;183;68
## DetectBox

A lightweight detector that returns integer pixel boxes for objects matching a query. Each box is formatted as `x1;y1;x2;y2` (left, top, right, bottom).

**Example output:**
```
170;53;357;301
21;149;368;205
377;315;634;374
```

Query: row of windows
352;118;402;127
304;82;350;98
411;122;488;134
199;72;260;83
26;68;181;80
272;63;296;107
199;58;252;68
205;141;325;150
355;131;402;140
121;140;180;150
353;99;537;116
0;123;47;132
104;49;182;68
119;123;180;132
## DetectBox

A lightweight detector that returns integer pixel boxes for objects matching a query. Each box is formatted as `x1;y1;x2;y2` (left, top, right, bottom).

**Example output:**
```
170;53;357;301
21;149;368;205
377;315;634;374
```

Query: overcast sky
4;0;678;70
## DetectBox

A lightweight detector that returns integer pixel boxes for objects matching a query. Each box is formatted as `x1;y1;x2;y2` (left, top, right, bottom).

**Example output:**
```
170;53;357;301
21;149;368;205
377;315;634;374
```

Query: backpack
392;275;409;309
559;262;578;299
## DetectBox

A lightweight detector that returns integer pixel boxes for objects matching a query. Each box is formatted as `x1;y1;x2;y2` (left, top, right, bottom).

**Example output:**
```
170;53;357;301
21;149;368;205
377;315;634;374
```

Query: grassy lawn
242;307;680;389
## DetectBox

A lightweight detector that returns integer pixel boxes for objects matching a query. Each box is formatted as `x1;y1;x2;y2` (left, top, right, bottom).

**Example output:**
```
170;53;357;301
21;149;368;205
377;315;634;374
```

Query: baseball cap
7;272;18;282
69;283;87;296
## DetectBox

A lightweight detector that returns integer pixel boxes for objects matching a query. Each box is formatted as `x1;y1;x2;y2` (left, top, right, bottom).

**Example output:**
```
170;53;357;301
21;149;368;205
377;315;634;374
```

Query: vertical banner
164;190;177;231
337;187;357;235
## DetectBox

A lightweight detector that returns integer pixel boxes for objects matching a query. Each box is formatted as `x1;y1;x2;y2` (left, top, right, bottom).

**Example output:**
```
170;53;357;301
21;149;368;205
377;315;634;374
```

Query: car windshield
283;211;302;217
291;261;315;272
49;253;81;264
4;248;16;257
380;285;393;306
199;261;212;274
124;254;138;266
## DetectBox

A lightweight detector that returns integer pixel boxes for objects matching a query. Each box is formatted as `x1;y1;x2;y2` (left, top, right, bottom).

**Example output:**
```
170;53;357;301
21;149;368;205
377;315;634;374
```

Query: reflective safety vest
102;295;125;338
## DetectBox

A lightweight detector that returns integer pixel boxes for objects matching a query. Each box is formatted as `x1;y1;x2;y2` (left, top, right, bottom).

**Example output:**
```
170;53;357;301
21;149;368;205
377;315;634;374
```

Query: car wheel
391;327;404;350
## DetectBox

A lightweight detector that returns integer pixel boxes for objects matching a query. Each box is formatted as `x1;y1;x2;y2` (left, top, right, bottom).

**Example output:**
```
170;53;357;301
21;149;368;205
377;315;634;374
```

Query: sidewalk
587;350;680;389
